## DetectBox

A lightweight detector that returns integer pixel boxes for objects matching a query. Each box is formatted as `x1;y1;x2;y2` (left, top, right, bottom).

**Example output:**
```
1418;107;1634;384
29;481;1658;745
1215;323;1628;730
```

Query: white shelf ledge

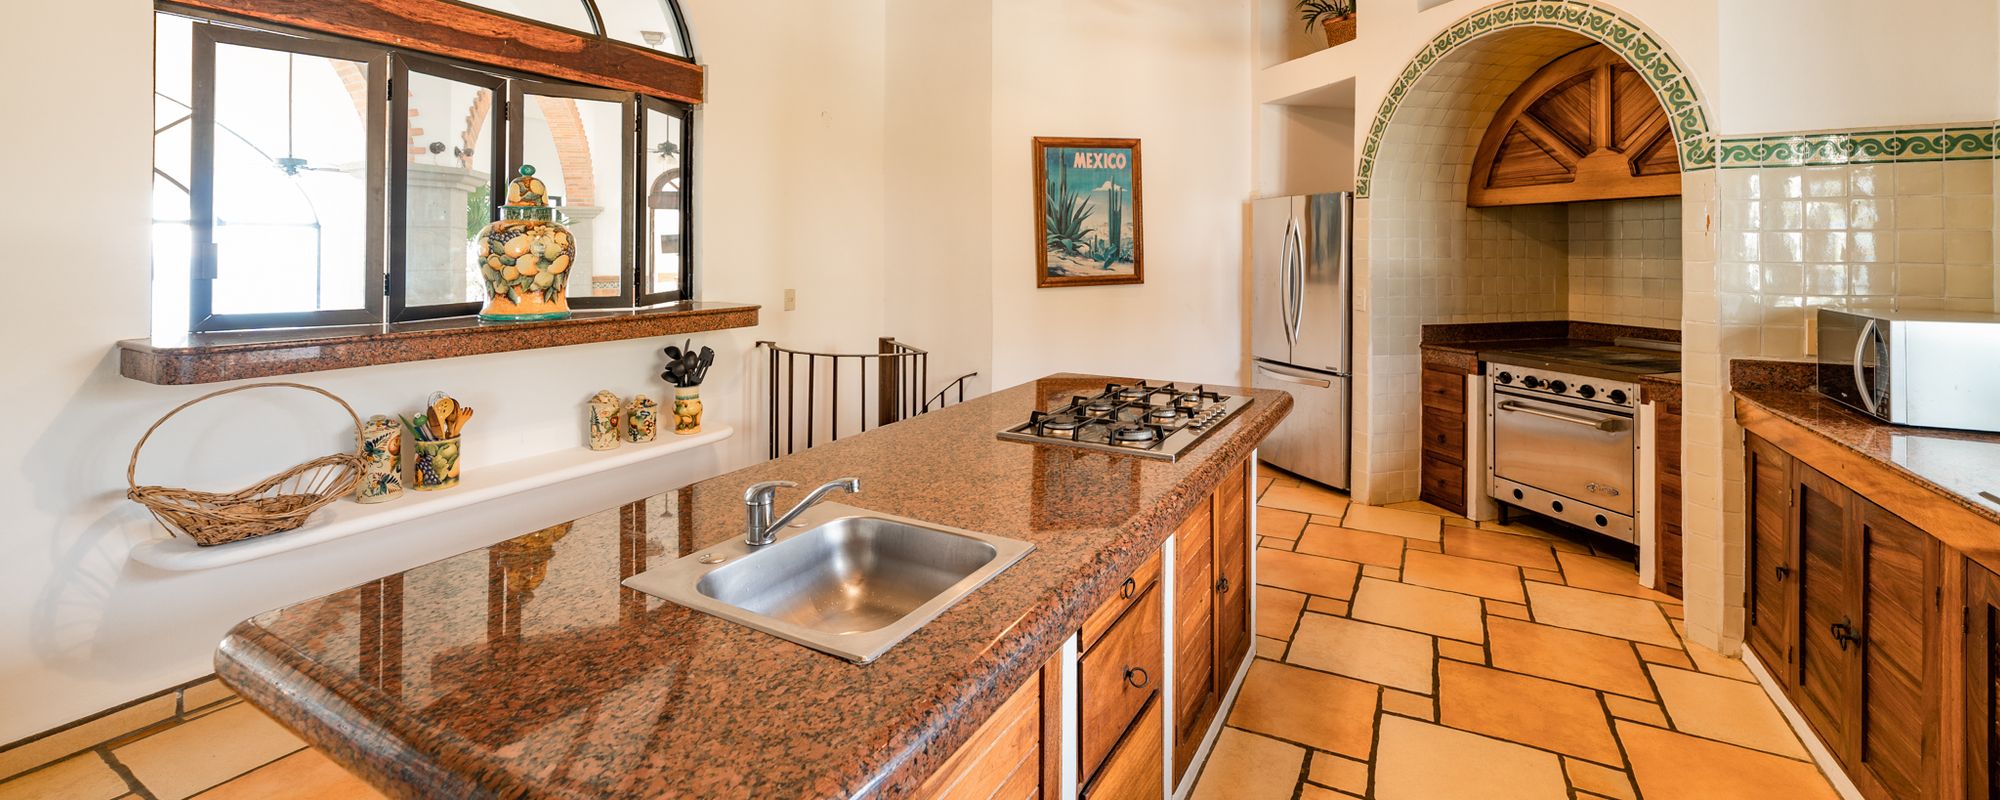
129;425;735;572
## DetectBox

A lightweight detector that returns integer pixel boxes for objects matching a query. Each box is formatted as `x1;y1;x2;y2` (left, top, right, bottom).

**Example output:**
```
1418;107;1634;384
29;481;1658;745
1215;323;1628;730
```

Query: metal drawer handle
1256;364;1332;389
1831;617;1859;651
1216;577;1230;594
1124;666;1150;689
1497;401;1628;432
1775;565;1791;582
1120;577;1137;600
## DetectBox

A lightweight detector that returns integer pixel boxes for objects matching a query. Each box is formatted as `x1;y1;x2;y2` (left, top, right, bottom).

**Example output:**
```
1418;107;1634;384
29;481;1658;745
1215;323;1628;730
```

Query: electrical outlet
784;288;796;311
1354;287;1369;313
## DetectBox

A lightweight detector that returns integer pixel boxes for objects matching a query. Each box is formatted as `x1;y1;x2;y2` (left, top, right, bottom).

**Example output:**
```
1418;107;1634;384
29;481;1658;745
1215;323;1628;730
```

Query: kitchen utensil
452;407;474;438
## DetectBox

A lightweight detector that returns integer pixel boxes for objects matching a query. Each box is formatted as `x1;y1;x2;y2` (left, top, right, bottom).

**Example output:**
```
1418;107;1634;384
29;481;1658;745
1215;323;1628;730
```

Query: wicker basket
127;382;365;546
1321;14;1357;48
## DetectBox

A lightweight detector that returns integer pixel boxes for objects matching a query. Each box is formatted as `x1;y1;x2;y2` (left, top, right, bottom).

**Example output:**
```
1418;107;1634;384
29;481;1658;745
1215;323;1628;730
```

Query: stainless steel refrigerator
1250;193;1352;490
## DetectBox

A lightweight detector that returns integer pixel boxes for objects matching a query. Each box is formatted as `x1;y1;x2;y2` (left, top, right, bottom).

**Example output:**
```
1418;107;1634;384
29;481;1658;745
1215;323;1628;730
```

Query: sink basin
622;502;1033;663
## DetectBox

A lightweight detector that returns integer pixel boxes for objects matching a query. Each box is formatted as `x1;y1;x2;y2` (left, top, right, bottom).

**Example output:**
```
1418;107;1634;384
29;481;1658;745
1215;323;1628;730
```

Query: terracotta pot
1321;14;1357;48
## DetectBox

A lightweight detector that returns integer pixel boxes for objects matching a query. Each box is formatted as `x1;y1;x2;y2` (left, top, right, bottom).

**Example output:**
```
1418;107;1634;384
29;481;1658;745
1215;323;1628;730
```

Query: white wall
989;0;1255;388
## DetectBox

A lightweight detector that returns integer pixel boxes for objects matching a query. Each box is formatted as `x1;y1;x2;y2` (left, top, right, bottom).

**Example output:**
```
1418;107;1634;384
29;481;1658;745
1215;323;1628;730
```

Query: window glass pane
643;105;684;298
152;175;192;341
209;42;372;315
597;0;689;56
156;14;193;112
454;0;596;33
518;94;626;299
402;70;498;308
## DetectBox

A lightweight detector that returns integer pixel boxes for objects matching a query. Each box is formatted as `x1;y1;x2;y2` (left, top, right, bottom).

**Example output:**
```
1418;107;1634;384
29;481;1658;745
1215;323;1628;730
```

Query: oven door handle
1497;401;1628;433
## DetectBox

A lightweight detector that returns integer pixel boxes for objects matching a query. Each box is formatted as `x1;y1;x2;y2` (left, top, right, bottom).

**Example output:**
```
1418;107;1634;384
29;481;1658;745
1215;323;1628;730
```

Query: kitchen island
214;374;1290;799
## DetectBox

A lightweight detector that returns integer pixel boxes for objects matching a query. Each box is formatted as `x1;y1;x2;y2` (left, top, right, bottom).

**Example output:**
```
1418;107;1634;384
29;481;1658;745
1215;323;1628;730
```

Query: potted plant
1298;0;1357;48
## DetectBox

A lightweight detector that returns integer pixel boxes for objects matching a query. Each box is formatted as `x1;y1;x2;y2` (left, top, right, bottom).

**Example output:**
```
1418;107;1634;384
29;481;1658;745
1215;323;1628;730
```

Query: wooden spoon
451;407;474;438
429;394;458;439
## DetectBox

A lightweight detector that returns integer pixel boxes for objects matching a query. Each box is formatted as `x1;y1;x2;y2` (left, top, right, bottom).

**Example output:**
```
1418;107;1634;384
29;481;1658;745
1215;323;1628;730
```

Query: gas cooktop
1477;340;1681;382
997;381;1254;461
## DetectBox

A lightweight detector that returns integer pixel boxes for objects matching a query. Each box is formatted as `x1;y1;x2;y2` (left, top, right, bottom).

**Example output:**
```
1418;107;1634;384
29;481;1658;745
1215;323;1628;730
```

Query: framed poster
1034;137;1143;288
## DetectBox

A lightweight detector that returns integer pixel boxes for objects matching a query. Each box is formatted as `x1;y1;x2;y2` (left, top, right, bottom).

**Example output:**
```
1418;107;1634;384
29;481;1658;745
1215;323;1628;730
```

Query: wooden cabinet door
1079;585;1162;782
1794;464;1856;748
1849;498;1940;800
1173;497;1216;777
1213;461;1252;684
1966;562;2000;800
1081;697;1164;800
1745;434;1795;676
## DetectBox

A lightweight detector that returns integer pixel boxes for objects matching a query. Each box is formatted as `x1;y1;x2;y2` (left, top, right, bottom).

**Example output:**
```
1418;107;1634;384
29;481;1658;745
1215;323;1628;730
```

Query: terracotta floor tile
1486;599;1532;620
1441;526;1559;571
1295;525;1405;568
1287;613;1435;693
1383;500;1469;521
1564;757;1636;800
1341;505;1443;542
1555;552;1677;601
1308;512;1345;527
113;703;303;800
1257;549;1360;600
1525;582;1678;647
1259;537;1296;552
1685;641;1756;682
1521;567;1565;584
1309;751;1370;795
1405;539;1444;553
1258;586;1307;640
1634;643;1694;669
1256;636;1286;660
1351;578;1486;643
180;680;237;713
1229;660;1378;758
1300;785;1361;800
1190;728;1305;800
1256;476;1275;498
1381;689;1434;721
1660;602;1686;620
1618;721;1838;800
1402;550;1526;603
1373;716;1569;800
1258;508;1309;540
1260;484;1351;517
1486;616;1654;699
1603;695;1669;727
0;695;176;781
1437;661;1622;764
1476;520;1590;552
1649;666;1807;758
0;753;128;800
1361;565;1400;581
1306;596;1347;615
1437;639;1485;663
193;749;383;800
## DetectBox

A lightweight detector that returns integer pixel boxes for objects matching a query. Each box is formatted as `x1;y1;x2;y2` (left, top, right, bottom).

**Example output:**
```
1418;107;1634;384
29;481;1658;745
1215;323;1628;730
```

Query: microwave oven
1817;308;2000;433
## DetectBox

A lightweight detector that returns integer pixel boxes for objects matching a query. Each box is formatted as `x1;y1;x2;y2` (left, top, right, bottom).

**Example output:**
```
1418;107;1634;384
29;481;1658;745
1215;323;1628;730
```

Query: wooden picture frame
1034;137;1143;288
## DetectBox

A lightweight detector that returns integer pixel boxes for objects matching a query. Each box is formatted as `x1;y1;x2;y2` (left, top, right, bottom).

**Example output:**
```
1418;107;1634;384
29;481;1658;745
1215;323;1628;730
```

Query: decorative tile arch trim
1355;0;1715;197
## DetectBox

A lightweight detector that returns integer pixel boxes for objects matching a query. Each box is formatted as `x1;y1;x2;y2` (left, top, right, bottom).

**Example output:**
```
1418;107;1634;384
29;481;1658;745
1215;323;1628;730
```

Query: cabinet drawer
1080;583;1163;781
1083;696;1163;800
1423;368;1467;412
1422;404;1466;456
1082;549;1161;651
1420;455;1466;514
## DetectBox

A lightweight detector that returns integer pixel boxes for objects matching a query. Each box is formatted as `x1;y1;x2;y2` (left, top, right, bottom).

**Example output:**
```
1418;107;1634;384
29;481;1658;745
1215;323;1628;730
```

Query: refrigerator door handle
1288;220;1306;345
1256;363;1332;389
1279;217;1300;346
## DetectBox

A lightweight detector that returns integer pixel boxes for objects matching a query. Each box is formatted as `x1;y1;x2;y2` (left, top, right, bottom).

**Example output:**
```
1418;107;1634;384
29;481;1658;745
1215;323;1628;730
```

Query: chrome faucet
743;477;861;546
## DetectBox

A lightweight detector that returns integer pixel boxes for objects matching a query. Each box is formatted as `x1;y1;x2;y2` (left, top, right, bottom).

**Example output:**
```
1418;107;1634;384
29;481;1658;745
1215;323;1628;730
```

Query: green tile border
1716;123;2000;168
1355;0;1715;198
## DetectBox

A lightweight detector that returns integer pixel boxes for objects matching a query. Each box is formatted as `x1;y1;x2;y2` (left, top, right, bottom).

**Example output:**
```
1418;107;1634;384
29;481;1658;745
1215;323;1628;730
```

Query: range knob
1496;371;1514;385
1607;389;1629;405
1547;380;1567;394
1520;376;1544;389
1576;385;1596;399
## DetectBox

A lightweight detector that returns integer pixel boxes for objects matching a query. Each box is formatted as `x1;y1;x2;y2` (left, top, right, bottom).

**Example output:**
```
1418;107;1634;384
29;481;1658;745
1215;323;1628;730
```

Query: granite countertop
214;374;1291;800
1736;389;2000;526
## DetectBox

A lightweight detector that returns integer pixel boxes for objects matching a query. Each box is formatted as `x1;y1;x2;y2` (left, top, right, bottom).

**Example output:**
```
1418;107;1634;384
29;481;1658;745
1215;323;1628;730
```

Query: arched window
153;0;698;333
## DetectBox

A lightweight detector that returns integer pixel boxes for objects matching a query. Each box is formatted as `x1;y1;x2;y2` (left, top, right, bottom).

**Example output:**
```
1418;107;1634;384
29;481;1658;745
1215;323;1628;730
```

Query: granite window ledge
118;301;760;385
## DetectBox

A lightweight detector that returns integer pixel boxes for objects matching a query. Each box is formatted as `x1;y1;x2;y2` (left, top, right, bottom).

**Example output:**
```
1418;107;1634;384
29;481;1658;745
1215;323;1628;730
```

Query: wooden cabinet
1079;582;1161;781
1082;698;1163;800
1172;497;1216;776
915;655;1060;800
1964;564;2000;800
1653;400;1684;598
1213;460;1252;680
1419;366;1469;515
1741;433;1945;800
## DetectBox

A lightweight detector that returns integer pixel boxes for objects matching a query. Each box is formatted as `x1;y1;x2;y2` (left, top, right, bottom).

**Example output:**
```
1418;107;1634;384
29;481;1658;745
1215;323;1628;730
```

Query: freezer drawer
1252;360;1349;490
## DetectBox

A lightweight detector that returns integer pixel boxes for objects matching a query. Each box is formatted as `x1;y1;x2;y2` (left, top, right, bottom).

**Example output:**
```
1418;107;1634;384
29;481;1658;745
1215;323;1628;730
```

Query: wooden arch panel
1468;44;1679;207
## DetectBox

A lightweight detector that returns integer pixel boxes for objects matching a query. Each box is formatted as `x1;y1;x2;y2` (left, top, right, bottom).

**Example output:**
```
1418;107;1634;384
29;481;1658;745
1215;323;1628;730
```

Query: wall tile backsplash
1567;198;1683;329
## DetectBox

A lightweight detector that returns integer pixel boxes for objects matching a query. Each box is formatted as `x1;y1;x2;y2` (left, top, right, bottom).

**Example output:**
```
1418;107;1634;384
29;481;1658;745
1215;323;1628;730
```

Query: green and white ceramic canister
357;415;402;504
626;394;659;443
588;390;622;451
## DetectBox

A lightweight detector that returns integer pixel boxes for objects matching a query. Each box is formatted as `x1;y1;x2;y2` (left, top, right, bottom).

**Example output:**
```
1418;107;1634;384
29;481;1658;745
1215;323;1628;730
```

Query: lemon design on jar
474;165;577;322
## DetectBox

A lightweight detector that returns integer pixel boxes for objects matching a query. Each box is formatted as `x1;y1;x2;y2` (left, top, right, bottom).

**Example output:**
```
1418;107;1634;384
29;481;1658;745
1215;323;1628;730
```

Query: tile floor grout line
98;745;161;800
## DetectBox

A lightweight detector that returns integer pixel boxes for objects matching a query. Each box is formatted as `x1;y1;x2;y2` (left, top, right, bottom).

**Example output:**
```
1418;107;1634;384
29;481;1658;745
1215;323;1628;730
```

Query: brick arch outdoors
1354;0;1715;198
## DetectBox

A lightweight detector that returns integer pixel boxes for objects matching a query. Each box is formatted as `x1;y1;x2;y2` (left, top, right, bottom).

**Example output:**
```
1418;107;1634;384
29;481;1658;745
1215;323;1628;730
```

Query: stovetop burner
997;380;1255;462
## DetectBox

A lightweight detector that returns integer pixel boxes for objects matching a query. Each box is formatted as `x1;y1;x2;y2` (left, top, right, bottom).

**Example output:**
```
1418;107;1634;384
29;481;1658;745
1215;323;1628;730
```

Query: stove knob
1520;376;1543;389
1547;380;1567;394
1496;371;1514;385
1576;385;1596;399
1608;389;1628;405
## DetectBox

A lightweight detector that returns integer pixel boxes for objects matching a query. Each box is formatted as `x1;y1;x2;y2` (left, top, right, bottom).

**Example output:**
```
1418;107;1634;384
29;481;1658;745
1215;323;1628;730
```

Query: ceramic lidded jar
475;165;576;322
626;395;659;443
588;390;623;451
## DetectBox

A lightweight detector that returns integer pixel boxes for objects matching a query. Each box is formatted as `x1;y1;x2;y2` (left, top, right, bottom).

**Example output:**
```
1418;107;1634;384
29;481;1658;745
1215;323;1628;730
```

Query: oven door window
1492;393;1636;515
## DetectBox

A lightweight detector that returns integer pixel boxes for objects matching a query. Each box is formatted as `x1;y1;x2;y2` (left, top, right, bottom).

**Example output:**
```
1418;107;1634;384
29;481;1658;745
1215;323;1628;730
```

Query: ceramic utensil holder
413;437;462;491
673;386;703;436
357;415;403;504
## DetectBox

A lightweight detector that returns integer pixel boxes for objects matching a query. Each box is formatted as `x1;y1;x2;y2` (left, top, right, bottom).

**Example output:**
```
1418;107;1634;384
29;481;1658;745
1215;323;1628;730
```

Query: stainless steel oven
1486;362;1639;542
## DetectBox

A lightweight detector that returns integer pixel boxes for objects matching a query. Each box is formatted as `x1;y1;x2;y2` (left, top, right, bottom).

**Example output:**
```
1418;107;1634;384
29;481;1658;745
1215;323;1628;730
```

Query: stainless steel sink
621;502;1033;663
